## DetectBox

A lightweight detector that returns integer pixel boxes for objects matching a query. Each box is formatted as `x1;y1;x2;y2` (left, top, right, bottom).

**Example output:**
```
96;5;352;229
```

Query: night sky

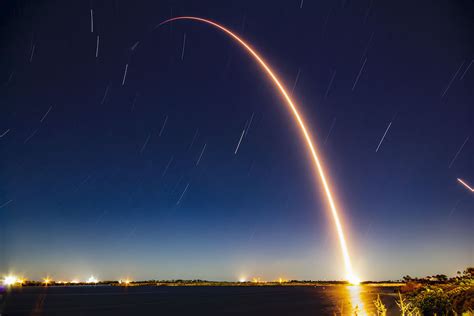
0;0;472;282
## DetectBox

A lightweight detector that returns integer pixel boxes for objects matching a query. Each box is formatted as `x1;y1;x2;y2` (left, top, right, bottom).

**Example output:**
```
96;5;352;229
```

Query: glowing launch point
158;16;361;283
348;274;361;285
2;275;19;286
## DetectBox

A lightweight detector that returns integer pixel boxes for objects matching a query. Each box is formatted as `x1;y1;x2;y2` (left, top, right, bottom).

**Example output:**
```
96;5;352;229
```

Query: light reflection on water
3;285;399;315
347;285;368;315
327;285;377;315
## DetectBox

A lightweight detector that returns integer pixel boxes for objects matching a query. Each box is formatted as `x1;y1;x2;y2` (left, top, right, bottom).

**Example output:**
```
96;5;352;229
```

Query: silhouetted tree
402;275;412;282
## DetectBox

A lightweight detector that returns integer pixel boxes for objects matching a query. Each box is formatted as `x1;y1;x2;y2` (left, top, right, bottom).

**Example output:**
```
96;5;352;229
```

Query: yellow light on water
347;285;368;316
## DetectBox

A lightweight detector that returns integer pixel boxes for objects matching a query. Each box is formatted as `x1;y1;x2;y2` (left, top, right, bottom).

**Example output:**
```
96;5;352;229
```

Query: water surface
2;285;401;315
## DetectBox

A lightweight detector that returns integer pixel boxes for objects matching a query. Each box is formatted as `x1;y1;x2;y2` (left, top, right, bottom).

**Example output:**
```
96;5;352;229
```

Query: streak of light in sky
375;121;392;152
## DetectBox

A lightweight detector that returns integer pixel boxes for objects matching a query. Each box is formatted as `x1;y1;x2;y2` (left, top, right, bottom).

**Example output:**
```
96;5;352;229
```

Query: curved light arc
159;16;359;283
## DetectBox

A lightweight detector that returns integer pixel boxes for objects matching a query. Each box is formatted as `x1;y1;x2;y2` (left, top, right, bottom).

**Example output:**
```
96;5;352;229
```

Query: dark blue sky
1;0;472;281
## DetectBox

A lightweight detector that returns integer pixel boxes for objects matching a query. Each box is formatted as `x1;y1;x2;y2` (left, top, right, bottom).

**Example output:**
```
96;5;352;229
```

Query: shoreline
2;282;406;288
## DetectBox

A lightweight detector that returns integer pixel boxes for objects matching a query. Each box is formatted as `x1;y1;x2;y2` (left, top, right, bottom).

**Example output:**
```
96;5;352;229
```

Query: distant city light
252;277;264;283
2;275;19;286
119;279;132;285
87;276;98;284
278;277;288;284
43;277;52;285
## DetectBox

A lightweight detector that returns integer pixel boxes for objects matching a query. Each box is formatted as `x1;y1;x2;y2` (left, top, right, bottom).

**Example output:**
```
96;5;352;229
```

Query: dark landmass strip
13;280;405;287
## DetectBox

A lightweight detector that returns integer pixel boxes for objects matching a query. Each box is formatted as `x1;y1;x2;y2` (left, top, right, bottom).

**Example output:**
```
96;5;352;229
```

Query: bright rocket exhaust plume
158;16;360;284
457;178;474;192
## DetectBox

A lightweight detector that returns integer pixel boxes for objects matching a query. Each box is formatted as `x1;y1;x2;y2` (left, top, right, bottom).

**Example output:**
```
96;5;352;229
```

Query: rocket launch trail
158;16;360;283
457;178;474;192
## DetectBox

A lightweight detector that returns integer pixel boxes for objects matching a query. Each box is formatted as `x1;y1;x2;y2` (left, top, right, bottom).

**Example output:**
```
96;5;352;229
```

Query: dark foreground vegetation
398;267;474;315
352;267;474;316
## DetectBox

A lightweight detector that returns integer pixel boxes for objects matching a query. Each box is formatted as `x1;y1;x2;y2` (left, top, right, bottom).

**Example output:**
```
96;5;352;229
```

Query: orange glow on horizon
159;16;359;283
119;278;132;285
43;276;52;285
